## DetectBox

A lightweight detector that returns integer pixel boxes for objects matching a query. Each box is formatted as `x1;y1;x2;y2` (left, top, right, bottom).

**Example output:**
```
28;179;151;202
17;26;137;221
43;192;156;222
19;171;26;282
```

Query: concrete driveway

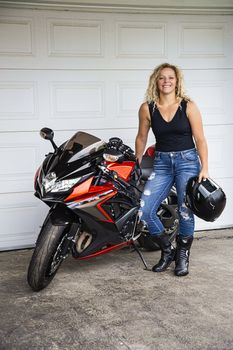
0;229;233;350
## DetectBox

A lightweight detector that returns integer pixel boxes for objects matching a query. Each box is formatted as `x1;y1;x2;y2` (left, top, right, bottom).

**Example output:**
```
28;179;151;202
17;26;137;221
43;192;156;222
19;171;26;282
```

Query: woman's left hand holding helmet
198;168;209;183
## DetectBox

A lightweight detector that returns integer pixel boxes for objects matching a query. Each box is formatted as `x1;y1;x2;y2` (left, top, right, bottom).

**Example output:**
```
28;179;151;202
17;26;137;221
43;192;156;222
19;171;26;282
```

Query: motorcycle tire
27;218;69;291
137;204;179;251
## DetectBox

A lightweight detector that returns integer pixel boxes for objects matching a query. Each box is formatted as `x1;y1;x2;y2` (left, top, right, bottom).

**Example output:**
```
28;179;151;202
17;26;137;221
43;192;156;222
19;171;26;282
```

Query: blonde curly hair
145;63;190;104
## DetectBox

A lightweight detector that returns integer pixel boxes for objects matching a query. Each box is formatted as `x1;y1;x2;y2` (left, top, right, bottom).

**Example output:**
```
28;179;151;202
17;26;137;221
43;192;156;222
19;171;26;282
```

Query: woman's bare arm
187;101;209;182
135;102;151;164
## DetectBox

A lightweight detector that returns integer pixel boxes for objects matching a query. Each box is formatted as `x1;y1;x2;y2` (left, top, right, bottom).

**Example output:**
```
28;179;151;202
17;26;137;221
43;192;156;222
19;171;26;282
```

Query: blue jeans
140;148;201;237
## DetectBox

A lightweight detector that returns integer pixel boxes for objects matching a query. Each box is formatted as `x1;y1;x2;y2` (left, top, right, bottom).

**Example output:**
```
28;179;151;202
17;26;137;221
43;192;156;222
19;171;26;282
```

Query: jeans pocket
182;150;198;162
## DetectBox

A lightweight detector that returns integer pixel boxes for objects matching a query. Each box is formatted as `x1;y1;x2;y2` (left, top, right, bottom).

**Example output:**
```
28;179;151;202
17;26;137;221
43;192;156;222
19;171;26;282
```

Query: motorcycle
27;128;178;291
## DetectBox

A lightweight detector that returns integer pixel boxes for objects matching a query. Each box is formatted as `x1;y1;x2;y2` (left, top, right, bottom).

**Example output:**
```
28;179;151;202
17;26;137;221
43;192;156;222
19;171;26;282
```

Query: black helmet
186;176;226;222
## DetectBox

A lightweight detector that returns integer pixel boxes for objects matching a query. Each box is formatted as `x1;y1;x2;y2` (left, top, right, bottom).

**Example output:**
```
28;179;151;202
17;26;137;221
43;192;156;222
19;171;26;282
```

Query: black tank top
149;99;195;152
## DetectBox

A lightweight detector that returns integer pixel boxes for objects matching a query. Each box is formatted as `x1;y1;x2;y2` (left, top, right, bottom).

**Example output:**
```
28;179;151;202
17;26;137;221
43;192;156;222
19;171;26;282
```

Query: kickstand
131;242;151;271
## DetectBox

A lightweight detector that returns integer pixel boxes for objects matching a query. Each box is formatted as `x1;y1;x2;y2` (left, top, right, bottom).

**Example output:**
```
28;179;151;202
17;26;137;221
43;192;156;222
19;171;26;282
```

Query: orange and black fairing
64;176;117;223
106;161;135;181
64;161;136;224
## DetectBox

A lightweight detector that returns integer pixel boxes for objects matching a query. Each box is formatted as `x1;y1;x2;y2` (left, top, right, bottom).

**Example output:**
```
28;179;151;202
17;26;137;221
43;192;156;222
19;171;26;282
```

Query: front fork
59;221;81;258
46;203;82;258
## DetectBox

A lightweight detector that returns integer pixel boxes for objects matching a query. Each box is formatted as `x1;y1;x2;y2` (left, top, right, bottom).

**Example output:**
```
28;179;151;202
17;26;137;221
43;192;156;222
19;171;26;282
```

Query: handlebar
98;164;142;196
107;138;135;161
98;165;131;188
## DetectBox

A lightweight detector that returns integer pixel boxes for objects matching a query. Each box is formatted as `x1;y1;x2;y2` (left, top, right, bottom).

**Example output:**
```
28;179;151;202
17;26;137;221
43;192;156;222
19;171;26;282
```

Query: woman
135;63;208;276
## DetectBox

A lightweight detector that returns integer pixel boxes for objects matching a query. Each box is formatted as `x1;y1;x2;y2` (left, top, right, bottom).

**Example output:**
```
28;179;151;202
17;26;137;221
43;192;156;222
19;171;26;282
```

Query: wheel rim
158;205;179;237
47;234;67;276
139;204;179;242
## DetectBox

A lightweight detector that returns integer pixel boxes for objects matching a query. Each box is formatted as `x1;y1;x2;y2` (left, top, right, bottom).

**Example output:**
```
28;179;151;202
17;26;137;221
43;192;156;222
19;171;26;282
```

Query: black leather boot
152;232;176;272
175;235;193;276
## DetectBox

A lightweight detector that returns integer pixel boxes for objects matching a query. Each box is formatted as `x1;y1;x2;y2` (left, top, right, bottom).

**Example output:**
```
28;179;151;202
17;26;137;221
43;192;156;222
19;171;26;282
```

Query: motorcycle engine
120;218;136;239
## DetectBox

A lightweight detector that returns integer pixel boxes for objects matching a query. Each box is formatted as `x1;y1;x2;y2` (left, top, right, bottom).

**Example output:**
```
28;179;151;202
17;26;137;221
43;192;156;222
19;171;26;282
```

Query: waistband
155;148;196;156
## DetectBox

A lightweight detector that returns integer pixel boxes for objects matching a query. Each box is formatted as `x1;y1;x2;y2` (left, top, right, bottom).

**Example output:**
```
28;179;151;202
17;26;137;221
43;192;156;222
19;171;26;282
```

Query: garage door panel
0;81;38;121
0;192;48;251
205;126;233;179
115;81;146;118
0;16;34;56
0;132;42;194
47;17;104;58
186;81;227;124
115;20;167;58
185;70;232;126
50;81;105;119
178;22;226;58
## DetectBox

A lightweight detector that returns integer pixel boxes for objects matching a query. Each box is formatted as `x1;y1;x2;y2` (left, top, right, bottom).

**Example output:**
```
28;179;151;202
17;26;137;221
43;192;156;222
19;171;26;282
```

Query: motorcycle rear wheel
137;204;179;251
27;219;69;291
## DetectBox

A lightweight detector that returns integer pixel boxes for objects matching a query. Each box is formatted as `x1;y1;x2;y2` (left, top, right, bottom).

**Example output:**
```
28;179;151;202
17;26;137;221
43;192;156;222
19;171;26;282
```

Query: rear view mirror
40;127;54;141
40;127;57;151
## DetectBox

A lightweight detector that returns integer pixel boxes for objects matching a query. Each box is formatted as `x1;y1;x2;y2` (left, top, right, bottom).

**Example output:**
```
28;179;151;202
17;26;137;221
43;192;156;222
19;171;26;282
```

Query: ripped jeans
140;148;201;237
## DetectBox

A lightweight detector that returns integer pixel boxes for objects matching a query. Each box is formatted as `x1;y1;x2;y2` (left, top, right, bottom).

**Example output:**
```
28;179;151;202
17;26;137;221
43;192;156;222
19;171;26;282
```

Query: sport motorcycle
27;128;178;291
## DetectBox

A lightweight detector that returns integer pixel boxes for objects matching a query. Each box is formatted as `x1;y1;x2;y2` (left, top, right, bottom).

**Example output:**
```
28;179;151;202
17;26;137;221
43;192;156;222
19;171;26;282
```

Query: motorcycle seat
140;155;153;181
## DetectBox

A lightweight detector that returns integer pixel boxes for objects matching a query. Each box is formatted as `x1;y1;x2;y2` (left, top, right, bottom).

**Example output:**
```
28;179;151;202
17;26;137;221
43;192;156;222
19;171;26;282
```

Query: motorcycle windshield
61;131;106;163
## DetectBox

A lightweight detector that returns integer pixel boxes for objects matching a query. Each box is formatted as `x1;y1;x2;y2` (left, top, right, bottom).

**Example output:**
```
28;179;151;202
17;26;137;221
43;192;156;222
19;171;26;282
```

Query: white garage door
0;6;233;250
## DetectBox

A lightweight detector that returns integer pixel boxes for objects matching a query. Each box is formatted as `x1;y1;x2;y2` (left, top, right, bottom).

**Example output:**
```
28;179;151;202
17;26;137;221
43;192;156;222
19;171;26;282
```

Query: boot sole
152;259;174;272
174;271;189;277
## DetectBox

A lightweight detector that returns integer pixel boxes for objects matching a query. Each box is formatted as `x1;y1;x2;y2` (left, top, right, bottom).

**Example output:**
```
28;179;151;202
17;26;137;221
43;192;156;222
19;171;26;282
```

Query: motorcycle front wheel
27;218;69;291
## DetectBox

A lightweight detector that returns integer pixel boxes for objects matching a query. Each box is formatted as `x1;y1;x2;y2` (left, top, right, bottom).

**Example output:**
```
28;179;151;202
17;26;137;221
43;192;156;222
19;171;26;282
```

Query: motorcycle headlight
51;178;81;192
42;172;80;193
